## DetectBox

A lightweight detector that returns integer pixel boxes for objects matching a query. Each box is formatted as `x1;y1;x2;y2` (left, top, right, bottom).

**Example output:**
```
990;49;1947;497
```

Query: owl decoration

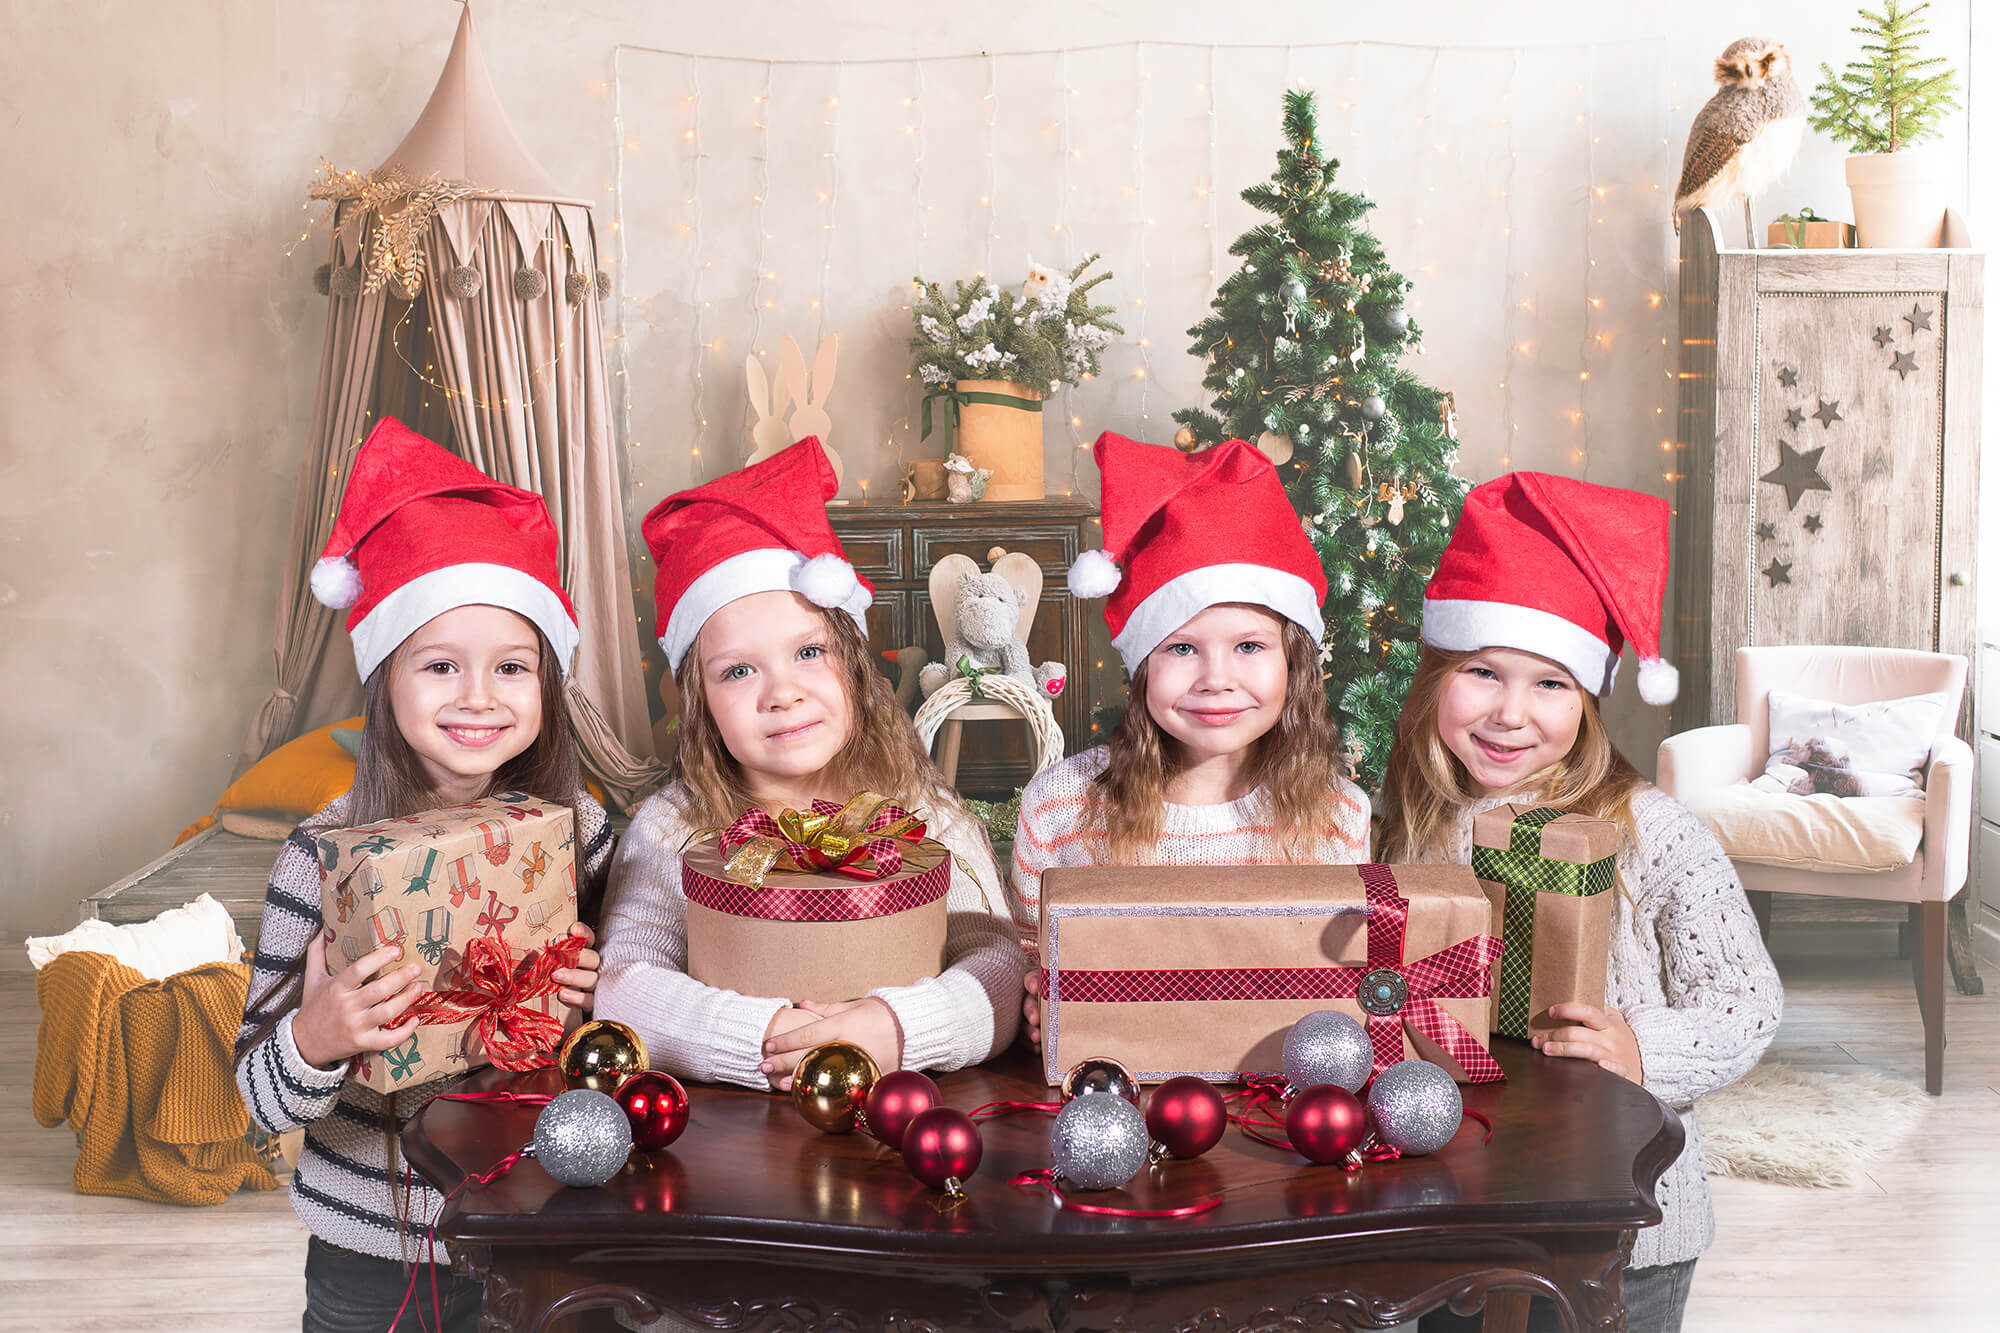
1673;37;1805;237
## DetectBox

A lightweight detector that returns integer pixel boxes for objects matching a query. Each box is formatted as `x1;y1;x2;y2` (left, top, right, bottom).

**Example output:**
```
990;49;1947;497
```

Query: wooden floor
5;929;1993;1333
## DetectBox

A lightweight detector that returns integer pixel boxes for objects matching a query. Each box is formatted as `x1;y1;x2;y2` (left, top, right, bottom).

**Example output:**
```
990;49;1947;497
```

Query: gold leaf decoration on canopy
307;158;488;296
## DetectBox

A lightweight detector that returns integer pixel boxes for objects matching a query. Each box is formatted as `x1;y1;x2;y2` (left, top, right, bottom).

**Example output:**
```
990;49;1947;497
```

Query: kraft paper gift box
1470;803;1619;1040
1037;862;1506;1085
317;792;582;1093
1766;210;1855;249
682;794;952;1003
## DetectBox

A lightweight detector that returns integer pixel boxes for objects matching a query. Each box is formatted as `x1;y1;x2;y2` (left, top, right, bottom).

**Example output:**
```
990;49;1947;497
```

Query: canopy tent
244;5;664;807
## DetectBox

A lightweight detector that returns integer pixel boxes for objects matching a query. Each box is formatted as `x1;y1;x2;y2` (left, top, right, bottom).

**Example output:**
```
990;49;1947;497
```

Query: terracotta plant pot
953;379;1044;501
1845;148;1950;249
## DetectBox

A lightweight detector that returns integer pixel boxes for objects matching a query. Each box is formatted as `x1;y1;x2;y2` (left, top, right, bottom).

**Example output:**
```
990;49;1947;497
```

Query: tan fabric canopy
243;5;665;808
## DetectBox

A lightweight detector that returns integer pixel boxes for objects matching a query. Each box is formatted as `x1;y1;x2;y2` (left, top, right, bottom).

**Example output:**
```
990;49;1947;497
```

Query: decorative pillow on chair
1684;786;1926;873
1750;687;1949;799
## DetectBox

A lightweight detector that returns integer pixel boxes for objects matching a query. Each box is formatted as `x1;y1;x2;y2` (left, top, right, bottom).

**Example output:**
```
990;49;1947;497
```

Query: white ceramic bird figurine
1674;37;1806;240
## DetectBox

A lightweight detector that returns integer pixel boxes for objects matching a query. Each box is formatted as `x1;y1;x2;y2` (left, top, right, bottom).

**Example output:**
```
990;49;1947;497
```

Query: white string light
1499;51;1518;471
817;64;843;347
983;54;998;278
1578;62;1597;481
750;61;774;365
687;57;708;477
1205;47;1219;285
1133;43;1152;429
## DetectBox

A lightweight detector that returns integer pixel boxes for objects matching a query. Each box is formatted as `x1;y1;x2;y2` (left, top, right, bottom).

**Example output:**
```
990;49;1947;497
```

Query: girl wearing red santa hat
1378;472;1780;1333
233;418;611;1332
1012;432;1371;1050
594;437;1023;1092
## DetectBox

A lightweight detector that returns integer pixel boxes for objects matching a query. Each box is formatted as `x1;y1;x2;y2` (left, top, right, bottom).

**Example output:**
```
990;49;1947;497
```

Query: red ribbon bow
401;933;585;1072
1358;864;1506;1083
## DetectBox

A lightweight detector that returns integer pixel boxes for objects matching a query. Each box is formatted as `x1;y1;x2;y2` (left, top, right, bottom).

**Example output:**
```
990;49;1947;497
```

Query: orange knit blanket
33;951;277;1205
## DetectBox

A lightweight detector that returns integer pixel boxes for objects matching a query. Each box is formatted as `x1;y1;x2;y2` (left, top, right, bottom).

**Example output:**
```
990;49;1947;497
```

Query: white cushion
1757;686;1950;798
1684;784;1926;874
25;892;245;980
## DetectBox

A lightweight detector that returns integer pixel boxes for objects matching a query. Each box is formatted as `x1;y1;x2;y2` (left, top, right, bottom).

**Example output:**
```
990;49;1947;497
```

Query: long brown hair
1375;644;1646;863
669;599;976;830
1083;617;1350;865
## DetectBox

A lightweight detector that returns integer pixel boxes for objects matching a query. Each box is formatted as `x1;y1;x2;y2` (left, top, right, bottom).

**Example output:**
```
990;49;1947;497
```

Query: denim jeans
302;1236;483;1333
1415;1258;1697;1333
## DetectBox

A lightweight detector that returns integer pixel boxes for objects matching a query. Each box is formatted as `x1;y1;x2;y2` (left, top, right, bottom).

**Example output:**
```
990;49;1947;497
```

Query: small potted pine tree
1810;1;1961;248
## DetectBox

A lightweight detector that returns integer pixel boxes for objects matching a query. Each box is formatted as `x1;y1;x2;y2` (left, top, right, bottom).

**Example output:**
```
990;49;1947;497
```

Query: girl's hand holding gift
1022;970;1043;1051
758;1005;824;1090
290;930;425;1071
553;921;602;1011
760;997;905;1091
1532;1002;1644;1084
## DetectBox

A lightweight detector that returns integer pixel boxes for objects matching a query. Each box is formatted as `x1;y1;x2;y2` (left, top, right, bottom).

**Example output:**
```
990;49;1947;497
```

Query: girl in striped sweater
1013;433;1371;1049
234;421;609;1333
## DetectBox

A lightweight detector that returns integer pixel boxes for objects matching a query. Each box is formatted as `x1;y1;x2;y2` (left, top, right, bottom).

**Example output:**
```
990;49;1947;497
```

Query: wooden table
404;1040;1682;1333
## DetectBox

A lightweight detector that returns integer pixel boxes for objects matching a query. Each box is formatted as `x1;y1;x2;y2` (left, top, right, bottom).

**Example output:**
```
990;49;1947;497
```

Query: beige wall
0;1;1974;940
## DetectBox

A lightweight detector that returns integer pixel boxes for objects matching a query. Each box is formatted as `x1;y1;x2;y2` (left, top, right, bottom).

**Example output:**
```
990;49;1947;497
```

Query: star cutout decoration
1873;326;1896;348
1784;407;1805;429
1756;521;1778;542
1905;303;1933;333
1776;365;1799;388
1761;440;1833;510
1890;350;1919;380
1763;557;1793;587
1812;398;1844;428
1802;513;1824;535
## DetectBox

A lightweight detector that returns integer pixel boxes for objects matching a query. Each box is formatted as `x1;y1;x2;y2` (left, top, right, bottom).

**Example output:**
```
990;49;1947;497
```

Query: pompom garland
513;267;547;301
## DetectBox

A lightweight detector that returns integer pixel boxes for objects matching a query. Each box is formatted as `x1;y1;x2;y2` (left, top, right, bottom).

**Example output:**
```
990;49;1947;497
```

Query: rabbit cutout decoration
781;333;842;489
744;354;793;466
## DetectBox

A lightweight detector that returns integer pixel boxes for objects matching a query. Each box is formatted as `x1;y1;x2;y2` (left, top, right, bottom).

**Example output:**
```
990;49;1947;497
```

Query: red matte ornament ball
863;1070;942;1151
1145;1076;1227;1159
1287;1084;1367;1165
614;1071;690;1152
901;1107;984;1193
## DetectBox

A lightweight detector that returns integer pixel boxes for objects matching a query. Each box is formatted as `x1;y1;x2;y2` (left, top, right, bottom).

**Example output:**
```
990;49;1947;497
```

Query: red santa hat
1067;431;1327;672
641;437;872;672
1422;471;1677;703
309;417;579;682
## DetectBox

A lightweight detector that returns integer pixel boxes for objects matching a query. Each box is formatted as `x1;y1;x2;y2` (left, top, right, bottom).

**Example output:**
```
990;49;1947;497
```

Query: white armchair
1657;645;1971;1094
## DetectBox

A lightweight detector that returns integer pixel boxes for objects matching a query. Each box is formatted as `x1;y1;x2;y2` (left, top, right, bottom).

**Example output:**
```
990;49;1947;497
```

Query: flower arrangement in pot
1808;0;1961;248
909;255;1121;501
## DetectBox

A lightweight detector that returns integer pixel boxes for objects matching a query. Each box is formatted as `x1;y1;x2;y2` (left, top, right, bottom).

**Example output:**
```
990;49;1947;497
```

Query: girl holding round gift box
234;419;612;1333
1375;472;1781;1333
595;437;1023;1092
1012;432;1372;1049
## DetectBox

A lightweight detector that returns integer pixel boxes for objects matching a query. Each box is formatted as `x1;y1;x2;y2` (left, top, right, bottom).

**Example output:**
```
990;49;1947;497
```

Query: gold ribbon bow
720;792;927;887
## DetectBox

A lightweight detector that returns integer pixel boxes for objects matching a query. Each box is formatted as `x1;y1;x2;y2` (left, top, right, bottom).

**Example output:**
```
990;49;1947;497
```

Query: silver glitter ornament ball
1359;394;1387;422
1282;1009;1374;1094
1367;1059;1462;1156
533;1088;632;1187
1051;1090;1150;1191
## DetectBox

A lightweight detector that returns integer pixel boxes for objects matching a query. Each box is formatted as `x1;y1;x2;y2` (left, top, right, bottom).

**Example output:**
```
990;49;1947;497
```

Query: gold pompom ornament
559;1019;650;1094
792;1041;881;1134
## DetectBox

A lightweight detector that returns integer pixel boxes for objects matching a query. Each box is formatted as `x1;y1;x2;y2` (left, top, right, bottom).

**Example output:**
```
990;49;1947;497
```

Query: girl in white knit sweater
1013;434;1371;1048
596;439;1022;1091
1380;473;1781;1333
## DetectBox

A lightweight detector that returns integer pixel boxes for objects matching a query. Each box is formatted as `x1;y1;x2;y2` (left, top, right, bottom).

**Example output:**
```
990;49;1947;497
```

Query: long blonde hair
1375;644;1646;863
1084;618;1350;865
668;601;974;830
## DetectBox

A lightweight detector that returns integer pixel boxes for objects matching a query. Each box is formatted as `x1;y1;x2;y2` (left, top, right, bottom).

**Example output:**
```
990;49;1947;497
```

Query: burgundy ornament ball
1287;1084;1368;1165
864;1070;942;1151
1145;1076;1227;1159
901;1107;984;1197
614;1070;690;1152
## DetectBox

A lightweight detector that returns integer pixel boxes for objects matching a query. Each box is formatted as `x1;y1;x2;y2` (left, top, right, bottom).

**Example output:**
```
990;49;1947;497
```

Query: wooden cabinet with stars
1671;207;1982;725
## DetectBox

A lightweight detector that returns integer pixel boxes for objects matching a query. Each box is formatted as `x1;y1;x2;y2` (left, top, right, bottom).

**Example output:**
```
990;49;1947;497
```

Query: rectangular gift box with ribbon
1470;803;1620;1040
1765;209;1855;249
683;792;953;1003
316;792;583;1093
1037;862;1506;1086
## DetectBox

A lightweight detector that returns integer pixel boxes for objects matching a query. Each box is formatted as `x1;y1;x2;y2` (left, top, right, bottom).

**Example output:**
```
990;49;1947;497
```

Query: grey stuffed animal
918;569;1063;698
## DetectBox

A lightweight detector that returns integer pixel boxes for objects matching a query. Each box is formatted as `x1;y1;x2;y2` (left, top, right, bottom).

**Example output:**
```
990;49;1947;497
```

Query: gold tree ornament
307;158;487;297
559;1019;651;1094
792;1042;881;1134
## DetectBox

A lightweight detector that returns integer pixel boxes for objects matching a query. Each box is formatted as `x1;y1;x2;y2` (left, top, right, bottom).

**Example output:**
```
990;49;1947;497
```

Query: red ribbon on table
718;792;928;886
397;933;585;1072
1011;1168;1222;1218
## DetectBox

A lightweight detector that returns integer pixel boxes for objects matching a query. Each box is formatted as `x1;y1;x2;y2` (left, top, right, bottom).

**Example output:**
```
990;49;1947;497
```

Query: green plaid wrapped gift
1469;804;1620;1040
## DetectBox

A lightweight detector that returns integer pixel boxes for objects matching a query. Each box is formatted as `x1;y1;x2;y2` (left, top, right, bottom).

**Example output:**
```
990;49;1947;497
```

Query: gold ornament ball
559;1019;650;1094
792;1041;881;1134
1172;424;1197;451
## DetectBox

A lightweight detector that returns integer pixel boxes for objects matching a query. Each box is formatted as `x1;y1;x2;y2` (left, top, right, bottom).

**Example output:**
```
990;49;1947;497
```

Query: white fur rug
1694;1062;1927;1188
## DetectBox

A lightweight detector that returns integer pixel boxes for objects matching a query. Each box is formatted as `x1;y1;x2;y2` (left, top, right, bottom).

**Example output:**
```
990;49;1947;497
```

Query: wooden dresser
831;497;1097;796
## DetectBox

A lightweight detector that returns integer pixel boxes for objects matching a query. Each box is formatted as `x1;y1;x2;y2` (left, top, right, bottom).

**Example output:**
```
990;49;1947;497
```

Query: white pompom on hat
1421;471;1677;702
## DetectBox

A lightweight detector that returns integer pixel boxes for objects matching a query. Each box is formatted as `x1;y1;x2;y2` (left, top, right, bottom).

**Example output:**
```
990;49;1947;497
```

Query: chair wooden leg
936;718;965;786
1748;889;1774;942
1918;901;1947;1096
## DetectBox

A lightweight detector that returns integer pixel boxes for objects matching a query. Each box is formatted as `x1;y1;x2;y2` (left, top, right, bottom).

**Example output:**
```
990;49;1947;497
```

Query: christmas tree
1175;89;1468;789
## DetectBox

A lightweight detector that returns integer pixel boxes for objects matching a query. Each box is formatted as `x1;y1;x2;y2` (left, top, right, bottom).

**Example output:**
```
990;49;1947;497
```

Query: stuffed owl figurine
1673;36;1805;236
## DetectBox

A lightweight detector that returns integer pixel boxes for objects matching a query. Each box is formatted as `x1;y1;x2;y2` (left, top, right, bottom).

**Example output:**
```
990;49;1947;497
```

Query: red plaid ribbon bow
718;792;927;887
1357;864;1506;1083
400;933;585;1072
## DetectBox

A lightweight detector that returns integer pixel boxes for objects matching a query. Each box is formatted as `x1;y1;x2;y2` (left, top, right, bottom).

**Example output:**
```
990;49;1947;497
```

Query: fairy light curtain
246;7;664;808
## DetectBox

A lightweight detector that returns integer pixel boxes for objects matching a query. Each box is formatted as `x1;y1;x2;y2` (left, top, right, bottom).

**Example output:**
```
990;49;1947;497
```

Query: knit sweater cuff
871;976;962;1073
275;1012;348;1114
1623;1002;1706;1108
706;992;793;1089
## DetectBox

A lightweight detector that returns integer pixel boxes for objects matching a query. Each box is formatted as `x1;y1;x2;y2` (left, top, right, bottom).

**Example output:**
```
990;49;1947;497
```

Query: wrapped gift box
1038;862;1505;1085
1766;214;1855;249
683;795;951;1003
1470;803;1619;1040
316;792;581;1093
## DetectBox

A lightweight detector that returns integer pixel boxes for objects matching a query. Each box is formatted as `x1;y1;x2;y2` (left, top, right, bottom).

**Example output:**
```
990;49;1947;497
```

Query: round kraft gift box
953;378;1045;501
682;837;951;1002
